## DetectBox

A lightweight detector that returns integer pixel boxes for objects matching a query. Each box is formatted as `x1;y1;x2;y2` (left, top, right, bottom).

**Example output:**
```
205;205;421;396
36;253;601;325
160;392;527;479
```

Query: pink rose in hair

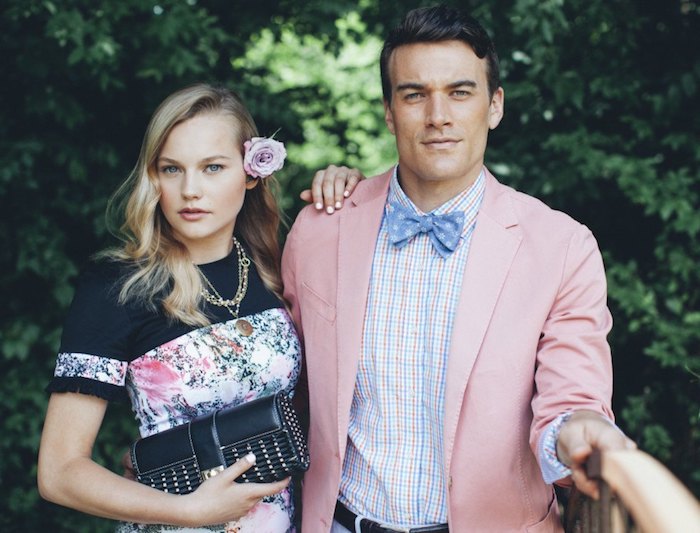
243;137;287;178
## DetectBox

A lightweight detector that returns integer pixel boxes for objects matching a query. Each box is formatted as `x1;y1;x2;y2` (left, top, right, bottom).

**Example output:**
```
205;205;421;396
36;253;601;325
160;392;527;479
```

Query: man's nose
426;94;451;128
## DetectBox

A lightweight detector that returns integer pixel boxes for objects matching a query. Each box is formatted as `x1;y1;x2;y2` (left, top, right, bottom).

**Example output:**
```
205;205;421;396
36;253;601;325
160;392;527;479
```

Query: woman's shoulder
74;256;135;294
62;257;145;326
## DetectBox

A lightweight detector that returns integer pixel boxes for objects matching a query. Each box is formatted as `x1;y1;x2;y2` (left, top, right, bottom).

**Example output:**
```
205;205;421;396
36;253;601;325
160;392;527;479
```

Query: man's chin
419;166;475;185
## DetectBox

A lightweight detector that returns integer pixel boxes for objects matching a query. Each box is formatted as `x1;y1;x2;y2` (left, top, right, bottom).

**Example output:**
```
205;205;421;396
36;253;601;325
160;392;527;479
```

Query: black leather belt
334;501;449;533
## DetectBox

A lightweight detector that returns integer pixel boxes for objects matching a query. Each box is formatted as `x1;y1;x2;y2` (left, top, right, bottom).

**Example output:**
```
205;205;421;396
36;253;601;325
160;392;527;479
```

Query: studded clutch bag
129;392;310;494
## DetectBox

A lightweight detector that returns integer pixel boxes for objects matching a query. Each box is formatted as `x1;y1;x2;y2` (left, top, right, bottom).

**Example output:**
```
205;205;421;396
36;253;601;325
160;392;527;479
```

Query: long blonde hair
104;83;283;326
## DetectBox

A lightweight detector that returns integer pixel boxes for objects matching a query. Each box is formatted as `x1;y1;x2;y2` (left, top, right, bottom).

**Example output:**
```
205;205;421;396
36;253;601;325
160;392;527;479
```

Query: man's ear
488;87;505;130
384;100;396;135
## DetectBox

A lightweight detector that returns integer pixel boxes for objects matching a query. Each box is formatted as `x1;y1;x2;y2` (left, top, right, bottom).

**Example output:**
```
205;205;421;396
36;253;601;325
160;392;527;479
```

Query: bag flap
131;422;196;474
190;414;225;471
214;393;283;446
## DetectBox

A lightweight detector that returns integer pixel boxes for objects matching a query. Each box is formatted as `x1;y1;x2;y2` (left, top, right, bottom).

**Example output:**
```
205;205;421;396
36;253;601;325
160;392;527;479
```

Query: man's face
384;40;504;208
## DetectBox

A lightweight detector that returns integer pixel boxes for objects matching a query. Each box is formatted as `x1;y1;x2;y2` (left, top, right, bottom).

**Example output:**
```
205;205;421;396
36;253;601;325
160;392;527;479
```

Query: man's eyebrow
396;82;426;92
449;79;478;89
395;79;478;92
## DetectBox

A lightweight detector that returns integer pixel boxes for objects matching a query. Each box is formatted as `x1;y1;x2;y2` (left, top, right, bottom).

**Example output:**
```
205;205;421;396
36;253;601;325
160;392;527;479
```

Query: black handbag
129;392;309;494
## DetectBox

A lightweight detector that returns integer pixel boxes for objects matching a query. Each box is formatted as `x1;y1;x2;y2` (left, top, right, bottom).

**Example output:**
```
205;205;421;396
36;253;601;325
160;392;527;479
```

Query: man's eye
405;92;423;100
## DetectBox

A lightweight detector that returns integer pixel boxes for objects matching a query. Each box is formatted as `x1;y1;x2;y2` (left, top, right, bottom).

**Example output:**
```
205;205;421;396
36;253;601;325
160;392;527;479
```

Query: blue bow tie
385;200;465;258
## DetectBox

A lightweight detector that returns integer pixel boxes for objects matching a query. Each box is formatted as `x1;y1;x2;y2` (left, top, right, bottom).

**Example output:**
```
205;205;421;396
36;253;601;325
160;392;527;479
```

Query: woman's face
156;113;257;264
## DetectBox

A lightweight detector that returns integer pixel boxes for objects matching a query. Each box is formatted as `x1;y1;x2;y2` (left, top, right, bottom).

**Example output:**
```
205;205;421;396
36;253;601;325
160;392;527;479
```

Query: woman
37;83;360;532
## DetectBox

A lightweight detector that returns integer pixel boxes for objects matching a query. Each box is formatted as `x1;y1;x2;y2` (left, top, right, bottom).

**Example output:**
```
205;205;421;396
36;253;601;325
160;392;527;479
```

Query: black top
46;247;284;402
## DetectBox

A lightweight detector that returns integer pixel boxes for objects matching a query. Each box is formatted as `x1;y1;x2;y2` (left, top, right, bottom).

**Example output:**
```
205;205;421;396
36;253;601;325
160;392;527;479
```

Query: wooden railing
563;449;700;532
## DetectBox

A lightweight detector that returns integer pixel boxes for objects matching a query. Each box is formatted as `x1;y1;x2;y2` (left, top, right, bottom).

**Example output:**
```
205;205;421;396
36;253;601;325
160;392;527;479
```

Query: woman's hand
38;393;288;527
299;165;364;214
121;448;136;480
179;454;290;526
121;438;289;526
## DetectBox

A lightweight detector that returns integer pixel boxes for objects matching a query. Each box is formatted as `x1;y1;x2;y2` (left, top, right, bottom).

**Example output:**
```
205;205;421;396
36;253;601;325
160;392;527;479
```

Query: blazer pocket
301;282;336;323
526;492;562;533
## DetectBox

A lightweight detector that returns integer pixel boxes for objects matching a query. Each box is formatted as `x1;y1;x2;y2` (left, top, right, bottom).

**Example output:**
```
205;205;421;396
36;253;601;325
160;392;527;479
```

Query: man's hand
557;410;636;499
299;165;364;214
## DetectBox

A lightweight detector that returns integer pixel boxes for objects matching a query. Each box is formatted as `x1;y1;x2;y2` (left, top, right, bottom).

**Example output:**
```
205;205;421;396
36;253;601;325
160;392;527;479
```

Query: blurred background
1;0;698;530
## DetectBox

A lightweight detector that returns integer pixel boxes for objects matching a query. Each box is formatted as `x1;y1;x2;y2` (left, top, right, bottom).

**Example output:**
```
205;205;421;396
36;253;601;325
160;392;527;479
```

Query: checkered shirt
338;167;485;526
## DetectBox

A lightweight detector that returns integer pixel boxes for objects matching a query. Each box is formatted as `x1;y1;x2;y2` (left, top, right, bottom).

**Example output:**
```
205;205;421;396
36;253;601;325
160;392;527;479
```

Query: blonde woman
38;83;360;532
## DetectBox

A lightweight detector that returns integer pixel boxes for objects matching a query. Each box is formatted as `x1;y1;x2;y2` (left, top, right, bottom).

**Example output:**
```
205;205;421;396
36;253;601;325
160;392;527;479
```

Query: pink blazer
282;169;614;532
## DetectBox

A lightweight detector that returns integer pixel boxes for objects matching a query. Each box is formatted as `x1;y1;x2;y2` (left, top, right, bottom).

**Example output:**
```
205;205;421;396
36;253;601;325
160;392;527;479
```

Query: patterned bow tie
385;200;466;258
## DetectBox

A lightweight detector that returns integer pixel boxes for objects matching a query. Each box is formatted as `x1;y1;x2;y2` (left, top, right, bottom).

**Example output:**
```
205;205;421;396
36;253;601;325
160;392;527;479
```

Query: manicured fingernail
315;202;322;210
326;206;334;214
335;201;342;209
344;190;350;197
245;453;256;464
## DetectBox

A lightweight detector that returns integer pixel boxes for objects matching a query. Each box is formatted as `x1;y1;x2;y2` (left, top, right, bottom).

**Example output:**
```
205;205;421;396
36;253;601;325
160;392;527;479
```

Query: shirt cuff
539;412;574;484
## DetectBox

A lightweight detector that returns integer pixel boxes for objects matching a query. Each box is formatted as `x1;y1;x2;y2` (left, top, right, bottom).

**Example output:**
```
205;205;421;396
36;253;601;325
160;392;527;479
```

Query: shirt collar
387;165;486;218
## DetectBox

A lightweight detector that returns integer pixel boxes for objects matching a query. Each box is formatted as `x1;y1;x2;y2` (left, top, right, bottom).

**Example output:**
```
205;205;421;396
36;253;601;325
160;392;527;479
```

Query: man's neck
397;168;482;212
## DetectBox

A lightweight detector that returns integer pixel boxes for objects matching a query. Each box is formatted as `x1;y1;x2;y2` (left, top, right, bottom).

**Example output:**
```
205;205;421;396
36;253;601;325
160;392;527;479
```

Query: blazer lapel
443;172;522;473
335;171;391;453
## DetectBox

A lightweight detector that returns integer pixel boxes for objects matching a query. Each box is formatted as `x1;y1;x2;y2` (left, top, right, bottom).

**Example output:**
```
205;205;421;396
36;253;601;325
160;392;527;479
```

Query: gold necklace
198;237;254;336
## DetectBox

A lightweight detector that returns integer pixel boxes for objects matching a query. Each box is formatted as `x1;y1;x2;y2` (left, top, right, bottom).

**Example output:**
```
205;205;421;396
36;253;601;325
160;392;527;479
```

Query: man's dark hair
380;4;500;103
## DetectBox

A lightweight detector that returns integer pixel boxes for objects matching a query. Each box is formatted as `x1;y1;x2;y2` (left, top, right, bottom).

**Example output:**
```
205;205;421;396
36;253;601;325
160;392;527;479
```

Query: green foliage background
1;0;697;530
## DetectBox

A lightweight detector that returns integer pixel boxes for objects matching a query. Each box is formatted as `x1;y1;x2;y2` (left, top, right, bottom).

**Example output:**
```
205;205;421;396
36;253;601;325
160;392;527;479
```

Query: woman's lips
179;208;208;221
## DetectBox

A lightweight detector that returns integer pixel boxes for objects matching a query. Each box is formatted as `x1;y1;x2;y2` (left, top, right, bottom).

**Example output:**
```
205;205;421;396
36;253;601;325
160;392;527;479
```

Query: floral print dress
47;250;302;533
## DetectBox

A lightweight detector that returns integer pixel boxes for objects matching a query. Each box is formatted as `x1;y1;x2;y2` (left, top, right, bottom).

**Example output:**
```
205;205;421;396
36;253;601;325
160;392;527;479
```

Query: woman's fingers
300;165;365;213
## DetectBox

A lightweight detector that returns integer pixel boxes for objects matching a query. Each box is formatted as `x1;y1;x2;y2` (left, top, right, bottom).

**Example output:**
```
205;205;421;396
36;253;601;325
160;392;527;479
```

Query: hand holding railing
563;448;700;532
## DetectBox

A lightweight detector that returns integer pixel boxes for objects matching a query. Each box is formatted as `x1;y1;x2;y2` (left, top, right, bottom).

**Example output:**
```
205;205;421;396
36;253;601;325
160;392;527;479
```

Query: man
284;5;634;532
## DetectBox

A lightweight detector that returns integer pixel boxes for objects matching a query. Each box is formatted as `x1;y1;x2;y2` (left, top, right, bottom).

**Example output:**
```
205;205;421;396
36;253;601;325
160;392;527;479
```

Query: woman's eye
207;164;222;172
160;165;179;174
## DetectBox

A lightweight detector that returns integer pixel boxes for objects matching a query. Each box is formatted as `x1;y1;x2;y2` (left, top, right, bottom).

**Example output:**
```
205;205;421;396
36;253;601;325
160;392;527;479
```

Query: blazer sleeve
282;208;307;344
282;206;310;424
529;223;614;456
